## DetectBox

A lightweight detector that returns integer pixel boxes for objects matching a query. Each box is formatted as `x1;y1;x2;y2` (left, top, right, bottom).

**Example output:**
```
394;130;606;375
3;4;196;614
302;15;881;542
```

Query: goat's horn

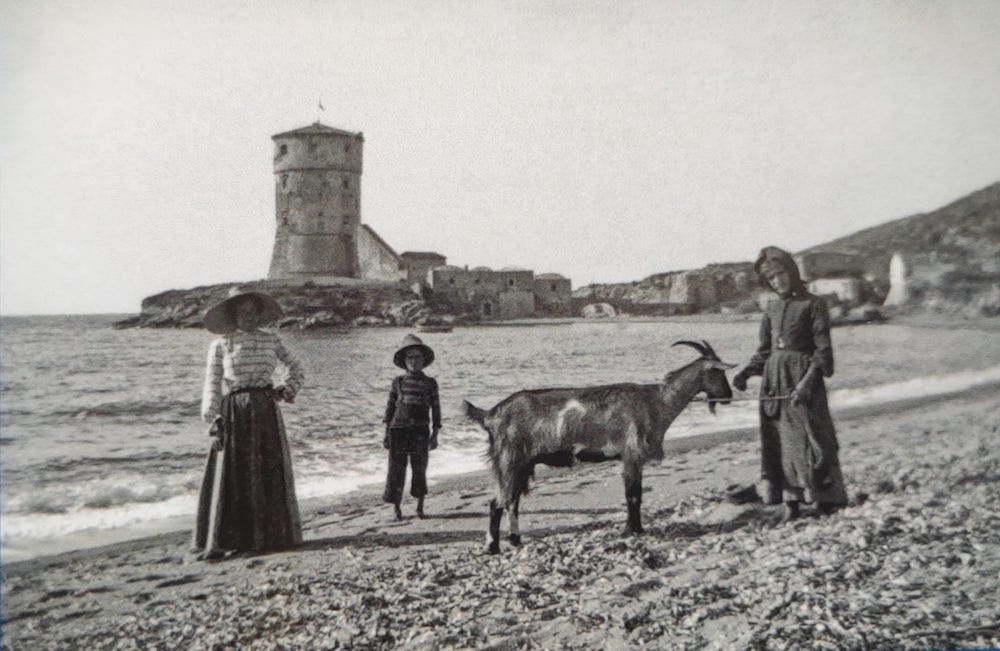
699;339;720;360
671;340;709;357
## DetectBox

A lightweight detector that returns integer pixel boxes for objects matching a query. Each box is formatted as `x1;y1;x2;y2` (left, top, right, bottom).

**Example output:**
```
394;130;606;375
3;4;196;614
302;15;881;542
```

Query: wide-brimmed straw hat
203;287;283;334
393;334;435;369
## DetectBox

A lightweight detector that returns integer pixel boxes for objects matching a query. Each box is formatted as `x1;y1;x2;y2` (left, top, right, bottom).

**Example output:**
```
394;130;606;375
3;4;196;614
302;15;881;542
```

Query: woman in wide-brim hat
731;247;848;522
191;287;305;560
203;288;283;334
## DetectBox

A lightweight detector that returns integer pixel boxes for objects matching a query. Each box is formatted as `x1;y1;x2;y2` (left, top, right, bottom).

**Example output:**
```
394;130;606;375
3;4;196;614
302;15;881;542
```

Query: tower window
309;141;318;152
342;179;349;189
281;174;288;189
551;283;557;291
344;144;351;153
508;279;515;286
279;144;288;156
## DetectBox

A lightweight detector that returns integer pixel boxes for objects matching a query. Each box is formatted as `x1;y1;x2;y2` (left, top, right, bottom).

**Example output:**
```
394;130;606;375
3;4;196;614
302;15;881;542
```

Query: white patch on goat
555;399;587;437
623;421;639;455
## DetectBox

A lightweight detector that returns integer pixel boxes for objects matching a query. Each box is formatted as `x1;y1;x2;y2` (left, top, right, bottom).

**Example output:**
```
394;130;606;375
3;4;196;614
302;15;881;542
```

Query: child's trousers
383;426;430;504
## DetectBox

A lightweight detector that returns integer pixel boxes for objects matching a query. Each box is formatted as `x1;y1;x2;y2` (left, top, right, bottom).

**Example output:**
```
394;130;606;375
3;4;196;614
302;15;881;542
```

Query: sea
3;314;1000;563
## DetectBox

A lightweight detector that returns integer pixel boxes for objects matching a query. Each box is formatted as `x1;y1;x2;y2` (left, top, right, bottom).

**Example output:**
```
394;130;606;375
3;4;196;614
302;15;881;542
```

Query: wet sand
3;381;999;650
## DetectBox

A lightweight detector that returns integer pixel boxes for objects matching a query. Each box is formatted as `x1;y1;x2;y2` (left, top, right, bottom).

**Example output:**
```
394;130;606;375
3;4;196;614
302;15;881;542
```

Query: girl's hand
429;428;440;451
275;385;295;403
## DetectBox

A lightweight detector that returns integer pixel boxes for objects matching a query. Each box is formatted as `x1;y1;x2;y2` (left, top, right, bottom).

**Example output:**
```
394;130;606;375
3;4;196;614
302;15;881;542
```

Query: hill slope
576;180;1000;314
803;181;1000;275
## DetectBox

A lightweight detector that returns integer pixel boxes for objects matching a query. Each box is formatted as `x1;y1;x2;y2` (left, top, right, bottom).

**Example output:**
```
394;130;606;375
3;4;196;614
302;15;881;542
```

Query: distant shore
4;382;1000;649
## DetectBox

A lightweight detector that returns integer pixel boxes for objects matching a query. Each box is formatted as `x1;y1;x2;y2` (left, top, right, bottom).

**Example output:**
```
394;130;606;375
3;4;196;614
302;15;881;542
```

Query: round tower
268;123;365;280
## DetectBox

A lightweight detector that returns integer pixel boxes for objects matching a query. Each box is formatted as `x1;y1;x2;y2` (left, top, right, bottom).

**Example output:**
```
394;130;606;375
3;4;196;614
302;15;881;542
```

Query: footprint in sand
39;588;74;602
154;575;201;589
125;574;168;584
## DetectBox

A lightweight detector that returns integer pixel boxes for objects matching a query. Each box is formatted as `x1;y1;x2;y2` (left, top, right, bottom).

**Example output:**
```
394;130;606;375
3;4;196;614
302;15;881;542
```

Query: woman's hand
209;417;226;451
275;385;296;403
383;427;391;450
429;427;440;451
732;369;749;392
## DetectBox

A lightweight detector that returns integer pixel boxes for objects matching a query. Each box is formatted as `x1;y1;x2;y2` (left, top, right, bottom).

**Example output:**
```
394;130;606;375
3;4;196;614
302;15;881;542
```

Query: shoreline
6;372;1000;570
3;387;1000;648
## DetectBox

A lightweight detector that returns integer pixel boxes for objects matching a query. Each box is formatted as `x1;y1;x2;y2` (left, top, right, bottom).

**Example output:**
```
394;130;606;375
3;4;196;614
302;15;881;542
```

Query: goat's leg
624;461;644;534
509;495;522;547
488;498;503;555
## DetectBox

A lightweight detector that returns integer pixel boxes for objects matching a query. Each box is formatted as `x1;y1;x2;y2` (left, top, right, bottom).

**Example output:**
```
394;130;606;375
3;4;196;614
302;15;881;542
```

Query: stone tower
268;123;365;280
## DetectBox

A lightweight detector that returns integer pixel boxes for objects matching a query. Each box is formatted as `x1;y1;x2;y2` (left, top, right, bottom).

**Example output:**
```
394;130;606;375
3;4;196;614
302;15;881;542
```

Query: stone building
431;265;558;319
267;122;402;282
358;225;405;283
401;251;447;287
534;273;573;314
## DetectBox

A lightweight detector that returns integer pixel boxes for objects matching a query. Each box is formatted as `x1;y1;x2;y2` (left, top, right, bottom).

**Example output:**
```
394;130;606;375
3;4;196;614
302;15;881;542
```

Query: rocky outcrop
113;280;447;330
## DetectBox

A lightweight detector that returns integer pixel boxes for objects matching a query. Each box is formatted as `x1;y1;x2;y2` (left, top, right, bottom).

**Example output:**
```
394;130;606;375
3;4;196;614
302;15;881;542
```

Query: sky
2;1;999;315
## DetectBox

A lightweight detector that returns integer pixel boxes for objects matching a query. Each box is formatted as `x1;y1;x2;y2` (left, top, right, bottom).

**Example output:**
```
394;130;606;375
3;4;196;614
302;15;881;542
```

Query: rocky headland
113;280;444;330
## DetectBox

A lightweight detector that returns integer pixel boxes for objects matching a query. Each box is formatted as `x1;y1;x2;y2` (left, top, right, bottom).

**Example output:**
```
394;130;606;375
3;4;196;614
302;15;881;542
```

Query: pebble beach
3;380;999;650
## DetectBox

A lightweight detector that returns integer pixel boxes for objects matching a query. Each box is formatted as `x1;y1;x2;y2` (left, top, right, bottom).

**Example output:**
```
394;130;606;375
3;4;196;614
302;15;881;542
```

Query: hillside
577;180;1000;315
803;181;1000;276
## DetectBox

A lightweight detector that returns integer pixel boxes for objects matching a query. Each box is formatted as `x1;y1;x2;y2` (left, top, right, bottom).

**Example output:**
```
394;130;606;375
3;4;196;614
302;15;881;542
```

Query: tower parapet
268;123;365;279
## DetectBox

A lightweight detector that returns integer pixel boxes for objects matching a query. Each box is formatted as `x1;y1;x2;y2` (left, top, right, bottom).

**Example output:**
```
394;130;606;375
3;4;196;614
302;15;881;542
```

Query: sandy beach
2;377;999;651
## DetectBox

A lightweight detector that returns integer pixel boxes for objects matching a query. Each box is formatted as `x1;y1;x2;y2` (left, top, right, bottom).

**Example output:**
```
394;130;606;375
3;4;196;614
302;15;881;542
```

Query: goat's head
671;340;736;413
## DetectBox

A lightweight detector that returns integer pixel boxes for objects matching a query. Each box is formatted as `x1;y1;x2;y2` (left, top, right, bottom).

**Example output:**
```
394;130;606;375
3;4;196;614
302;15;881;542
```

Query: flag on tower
318;99;325;111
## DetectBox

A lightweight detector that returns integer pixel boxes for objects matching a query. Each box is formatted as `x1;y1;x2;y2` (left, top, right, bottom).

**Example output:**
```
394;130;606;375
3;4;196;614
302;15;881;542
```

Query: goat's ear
706;360;737;370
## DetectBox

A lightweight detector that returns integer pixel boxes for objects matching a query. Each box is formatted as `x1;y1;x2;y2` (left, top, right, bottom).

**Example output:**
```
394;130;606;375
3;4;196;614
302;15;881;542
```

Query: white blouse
200;329;305;422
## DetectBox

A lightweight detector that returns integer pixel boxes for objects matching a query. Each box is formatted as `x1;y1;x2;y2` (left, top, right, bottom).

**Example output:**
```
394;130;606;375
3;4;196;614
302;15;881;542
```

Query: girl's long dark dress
744;292;848;506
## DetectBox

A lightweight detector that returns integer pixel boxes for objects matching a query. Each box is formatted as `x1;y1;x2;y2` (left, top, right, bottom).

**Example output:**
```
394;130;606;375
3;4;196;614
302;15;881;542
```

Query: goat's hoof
487;543;501;555
625;526;644;536
509;534;522;547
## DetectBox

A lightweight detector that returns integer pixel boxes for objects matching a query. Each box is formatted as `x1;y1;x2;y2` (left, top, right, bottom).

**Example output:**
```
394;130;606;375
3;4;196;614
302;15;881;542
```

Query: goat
464;340;734;554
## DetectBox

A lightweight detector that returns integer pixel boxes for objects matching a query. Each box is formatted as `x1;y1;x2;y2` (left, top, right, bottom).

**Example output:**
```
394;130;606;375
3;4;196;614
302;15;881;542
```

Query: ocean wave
54;399;199;419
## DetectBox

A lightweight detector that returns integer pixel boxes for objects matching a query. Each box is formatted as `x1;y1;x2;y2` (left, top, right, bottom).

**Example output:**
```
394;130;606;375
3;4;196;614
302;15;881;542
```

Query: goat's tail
463;400;488;426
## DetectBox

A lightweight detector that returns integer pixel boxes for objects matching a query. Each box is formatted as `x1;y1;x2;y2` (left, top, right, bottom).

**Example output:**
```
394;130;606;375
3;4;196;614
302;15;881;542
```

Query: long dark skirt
192;389;302;554
759;350;848;506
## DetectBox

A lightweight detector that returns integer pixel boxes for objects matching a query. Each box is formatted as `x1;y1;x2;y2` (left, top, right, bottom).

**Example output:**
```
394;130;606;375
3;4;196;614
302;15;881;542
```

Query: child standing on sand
383;334;441;521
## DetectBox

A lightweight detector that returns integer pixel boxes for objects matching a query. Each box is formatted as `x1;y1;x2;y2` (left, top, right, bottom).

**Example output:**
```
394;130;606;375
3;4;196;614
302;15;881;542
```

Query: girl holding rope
732;247;848;522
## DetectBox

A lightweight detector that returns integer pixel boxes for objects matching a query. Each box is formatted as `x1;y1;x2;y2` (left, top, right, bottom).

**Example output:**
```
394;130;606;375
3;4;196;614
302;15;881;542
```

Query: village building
429;266;571;319
400;251;447;288
533;273;573;314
